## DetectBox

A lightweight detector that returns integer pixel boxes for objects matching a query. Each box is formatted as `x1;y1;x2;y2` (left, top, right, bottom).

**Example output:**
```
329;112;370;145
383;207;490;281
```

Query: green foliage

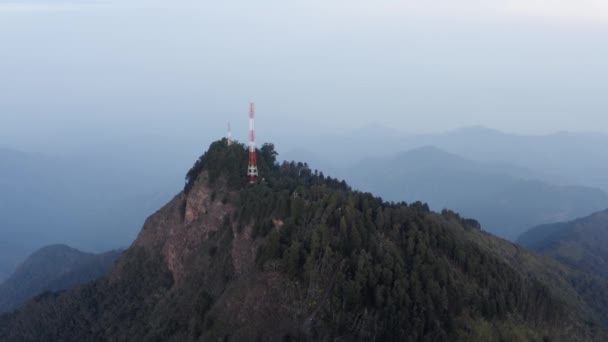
185;139;250;192
2;139;607;342
441;209;481;230
185;140;281;193
0;247;174;342
224;145;574;340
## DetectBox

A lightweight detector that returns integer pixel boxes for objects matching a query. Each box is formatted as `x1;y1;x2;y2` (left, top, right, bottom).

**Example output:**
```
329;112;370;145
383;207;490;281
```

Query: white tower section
247;103;258;183
227;122;233;146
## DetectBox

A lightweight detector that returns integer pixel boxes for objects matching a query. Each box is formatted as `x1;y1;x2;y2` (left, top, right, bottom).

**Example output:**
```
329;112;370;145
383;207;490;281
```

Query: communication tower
247;103;258;183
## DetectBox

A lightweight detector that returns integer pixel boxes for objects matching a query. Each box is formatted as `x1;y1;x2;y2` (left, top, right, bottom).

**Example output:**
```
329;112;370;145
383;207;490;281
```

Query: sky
0;0;607;154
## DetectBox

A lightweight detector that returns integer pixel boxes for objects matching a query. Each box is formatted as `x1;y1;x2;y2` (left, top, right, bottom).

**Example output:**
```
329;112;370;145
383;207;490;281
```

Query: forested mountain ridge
335;146;608;241
1;140;608;341
518;209;608;278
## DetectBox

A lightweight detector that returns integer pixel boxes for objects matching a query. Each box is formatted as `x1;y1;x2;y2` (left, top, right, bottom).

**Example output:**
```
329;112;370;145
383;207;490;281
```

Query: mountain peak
3;140;608;341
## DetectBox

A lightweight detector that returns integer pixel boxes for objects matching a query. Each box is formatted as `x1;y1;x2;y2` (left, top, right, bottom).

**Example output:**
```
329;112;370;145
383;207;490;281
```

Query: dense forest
1;140;608;341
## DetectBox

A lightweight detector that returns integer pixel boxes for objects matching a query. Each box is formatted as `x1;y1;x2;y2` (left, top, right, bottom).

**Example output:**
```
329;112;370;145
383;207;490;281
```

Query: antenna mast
227;122;233;146
247;103;258;183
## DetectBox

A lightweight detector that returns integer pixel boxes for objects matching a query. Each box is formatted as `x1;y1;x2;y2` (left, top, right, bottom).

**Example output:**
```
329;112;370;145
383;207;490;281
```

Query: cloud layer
2;0;608;22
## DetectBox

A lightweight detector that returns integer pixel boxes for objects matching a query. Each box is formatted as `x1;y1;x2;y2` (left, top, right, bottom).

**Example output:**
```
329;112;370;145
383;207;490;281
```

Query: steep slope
518;209;608;278
0;245;121;314
338;146;608;241
1;140;608;341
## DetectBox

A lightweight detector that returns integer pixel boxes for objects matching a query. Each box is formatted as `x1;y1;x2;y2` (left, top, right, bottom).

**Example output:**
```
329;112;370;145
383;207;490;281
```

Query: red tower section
247;103;258;183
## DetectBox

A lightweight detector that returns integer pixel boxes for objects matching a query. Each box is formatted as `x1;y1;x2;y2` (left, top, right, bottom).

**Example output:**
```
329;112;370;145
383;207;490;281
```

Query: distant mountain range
325;146;608;240
283;125;608;192
4;126;608;273
0;244;121;314
3;141;608;341
0;147;176;281
518;209;608;278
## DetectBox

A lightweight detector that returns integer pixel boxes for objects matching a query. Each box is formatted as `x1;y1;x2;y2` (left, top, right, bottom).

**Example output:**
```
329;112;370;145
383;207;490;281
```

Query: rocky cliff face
132;173;237;284
2;141;608;342
109;170;305;341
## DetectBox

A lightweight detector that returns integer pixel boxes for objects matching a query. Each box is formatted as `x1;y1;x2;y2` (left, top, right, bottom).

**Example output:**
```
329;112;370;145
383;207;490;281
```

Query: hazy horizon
2;0;608;253
1;0;608;155
3;122;608;159
3;2;608;339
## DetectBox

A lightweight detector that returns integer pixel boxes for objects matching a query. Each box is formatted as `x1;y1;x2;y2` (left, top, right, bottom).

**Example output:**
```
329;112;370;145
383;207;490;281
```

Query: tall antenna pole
227;122;233;146
247;103;258;183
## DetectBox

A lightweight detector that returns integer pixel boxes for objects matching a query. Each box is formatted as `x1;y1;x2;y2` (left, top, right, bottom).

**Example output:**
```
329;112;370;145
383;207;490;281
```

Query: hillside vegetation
336;146;608;241
1;140;608;341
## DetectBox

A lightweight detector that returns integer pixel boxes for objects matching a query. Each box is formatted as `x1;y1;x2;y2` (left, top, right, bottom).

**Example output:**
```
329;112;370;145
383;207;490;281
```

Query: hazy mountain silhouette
2;141;608;341
4;125;607;268
0;243;28;284
416;126;608;191
0;244;121;314
0;147;176;279
334;146;608;240
294;125;608;192
518;209;608;278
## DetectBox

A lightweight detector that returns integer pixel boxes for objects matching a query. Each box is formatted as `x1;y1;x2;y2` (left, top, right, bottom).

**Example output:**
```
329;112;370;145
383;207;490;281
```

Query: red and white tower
247;103;258;183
